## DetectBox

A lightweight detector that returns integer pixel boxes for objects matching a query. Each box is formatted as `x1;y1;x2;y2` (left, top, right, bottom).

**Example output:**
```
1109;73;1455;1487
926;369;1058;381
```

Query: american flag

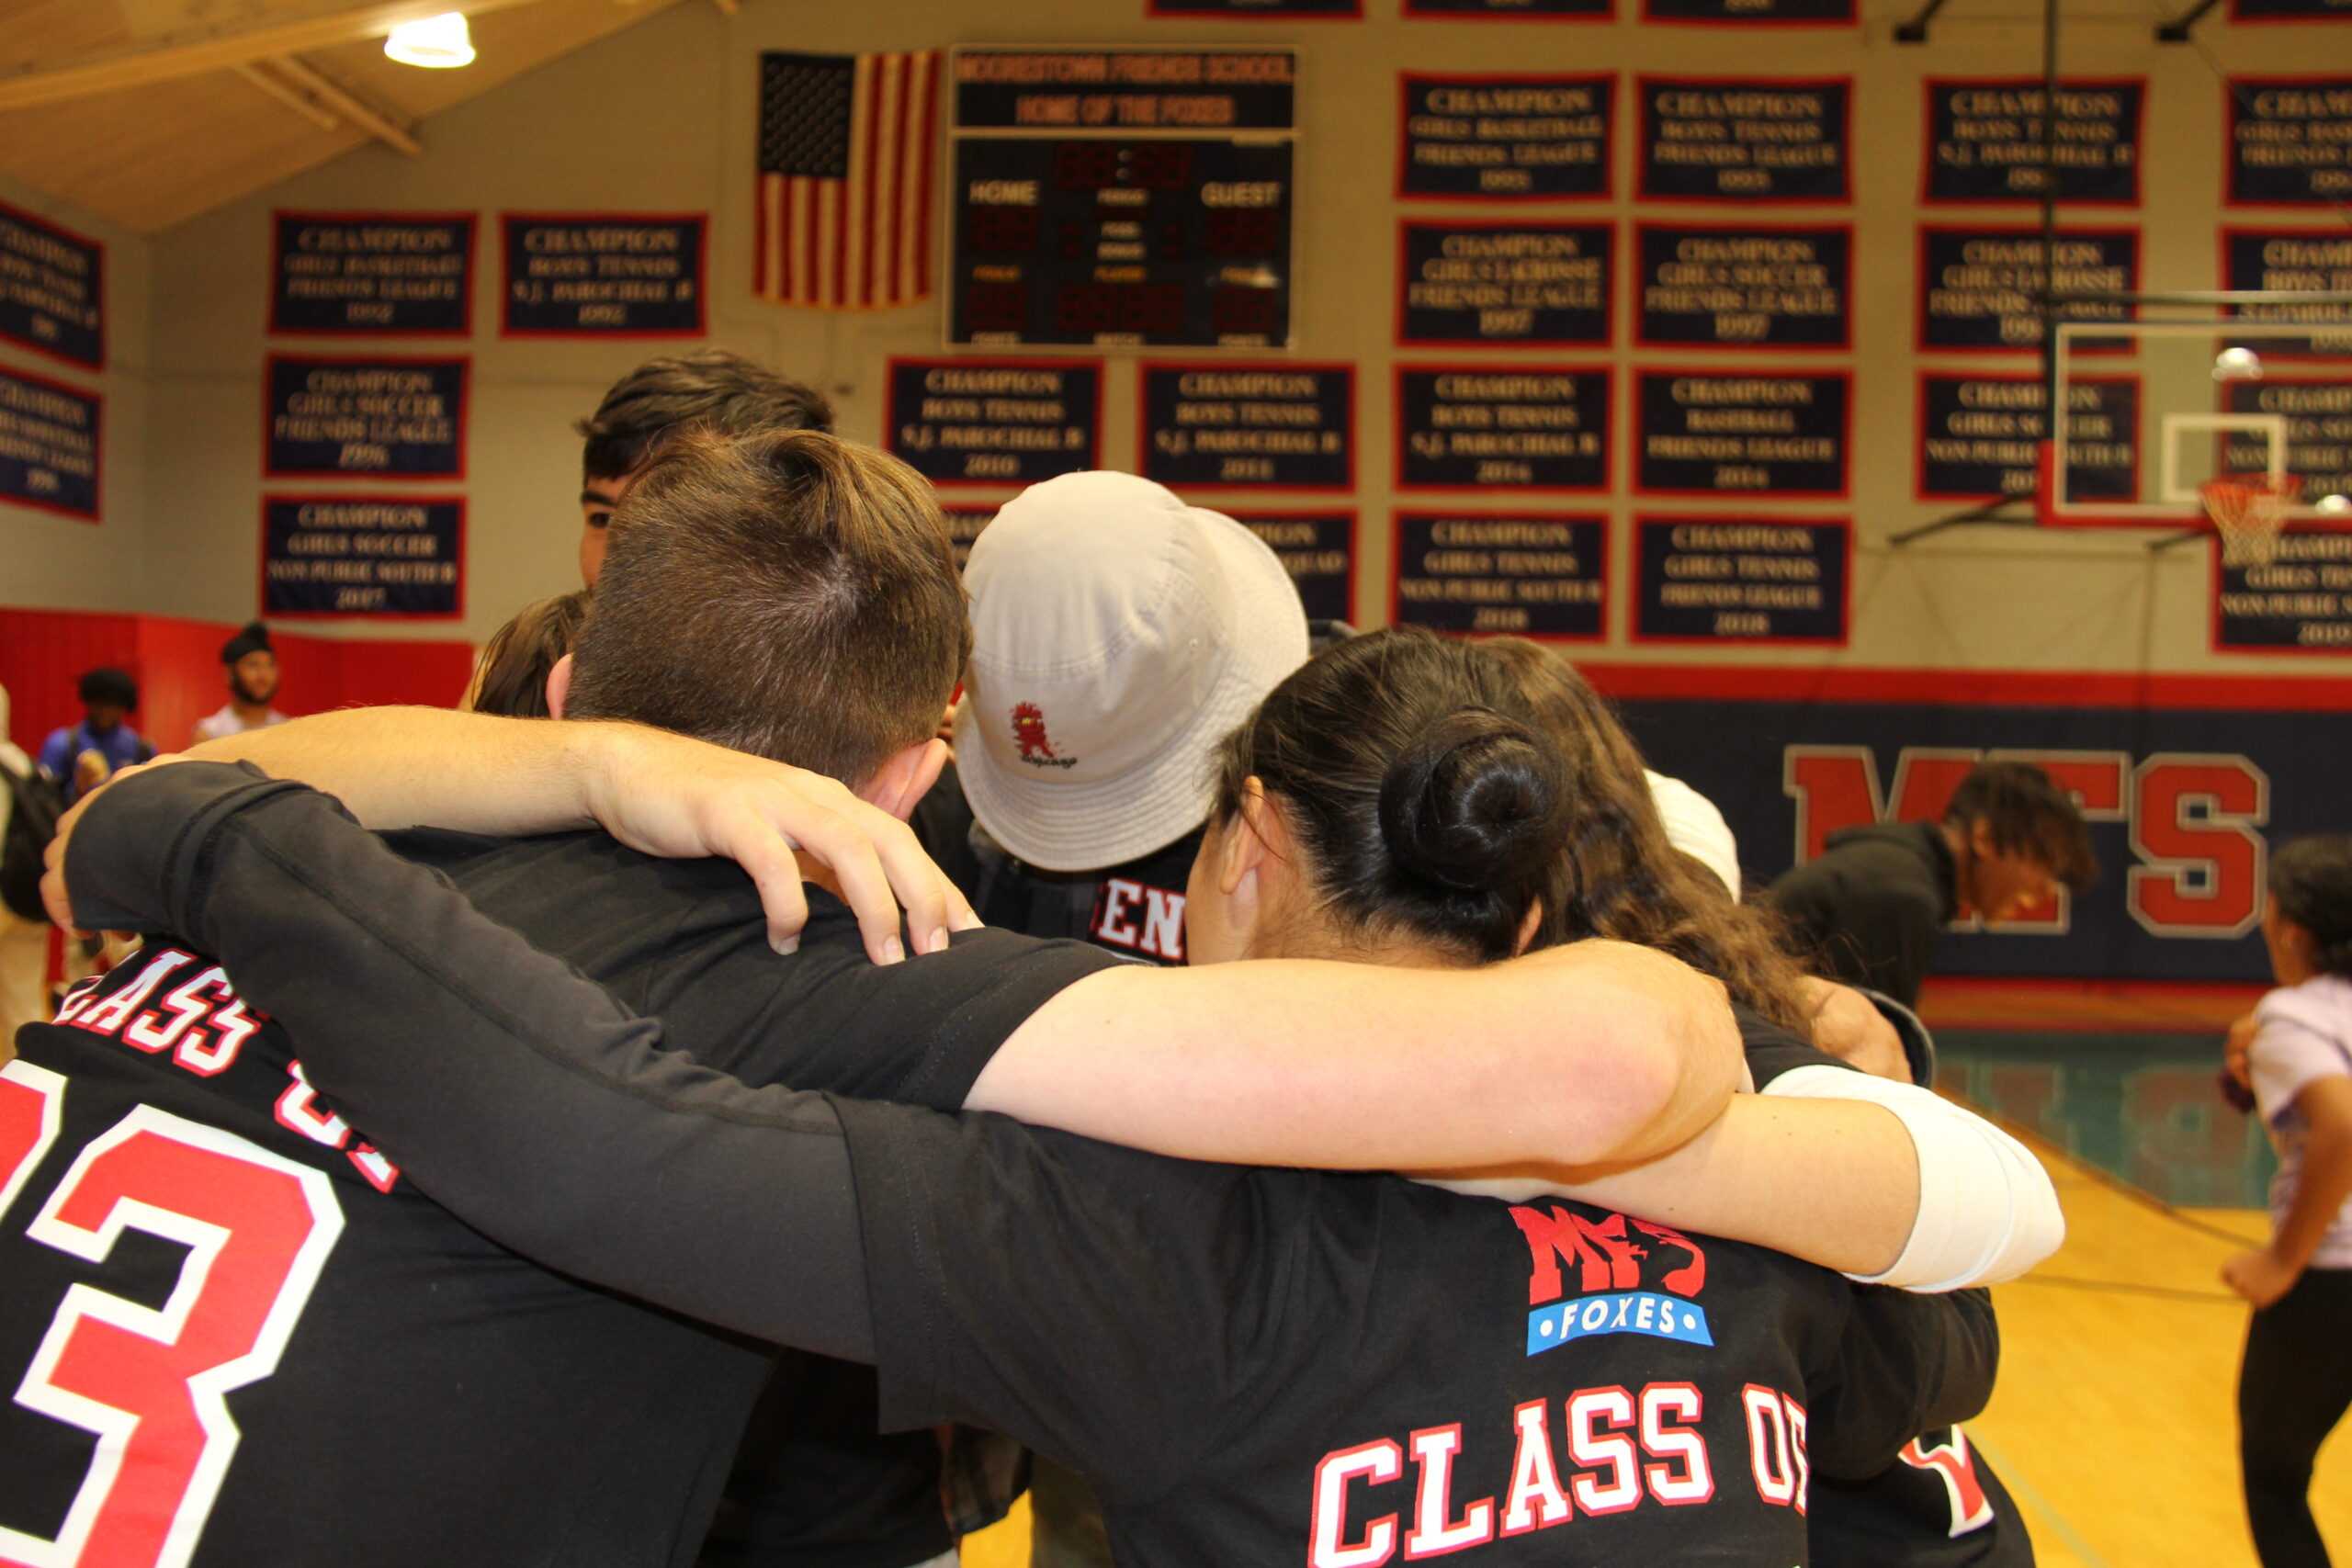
756;50;939;311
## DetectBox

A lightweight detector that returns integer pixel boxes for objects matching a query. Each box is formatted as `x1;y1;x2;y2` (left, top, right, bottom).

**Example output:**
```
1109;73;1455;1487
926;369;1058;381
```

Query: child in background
2223;834;2352;1566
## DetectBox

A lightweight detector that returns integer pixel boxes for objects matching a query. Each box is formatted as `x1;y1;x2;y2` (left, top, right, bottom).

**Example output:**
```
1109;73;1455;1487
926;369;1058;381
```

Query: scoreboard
947;48;1297;349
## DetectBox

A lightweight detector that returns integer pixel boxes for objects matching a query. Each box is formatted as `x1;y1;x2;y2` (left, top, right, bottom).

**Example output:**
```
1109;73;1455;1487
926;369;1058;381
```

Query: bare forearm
189;706;602;833
1423;1096;1918;1276
969;939;1733;1170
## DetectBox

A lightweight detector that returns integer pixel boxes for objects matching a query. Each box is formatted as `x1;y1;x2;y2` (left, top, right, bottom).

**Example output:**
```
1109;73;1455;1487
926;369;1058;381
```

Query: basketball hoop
2200;473;2301;567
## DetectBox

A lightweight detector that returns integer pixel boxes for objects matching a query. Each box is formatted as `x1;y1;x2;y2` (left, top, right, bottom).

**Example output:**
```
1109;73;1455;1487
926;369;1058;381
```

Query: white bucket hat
954;471;1311;872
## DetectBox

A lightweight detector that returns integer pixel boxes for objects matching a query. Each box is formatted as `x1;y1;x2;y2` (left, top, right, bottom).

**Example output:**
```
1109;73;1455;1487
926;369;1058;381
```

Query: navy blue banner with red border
0;364;99;522
0;198;103;370
1398;74;1615;201
2226;78;2352;207
263;355;469;480
1917;371;2141;503
1393;510;1606;638
501;214;707;338
1632;515;1849;645
1921;80;2145;206
261;495;465;619
885;358;1103;488
1634;368;1850;497
1139;363;1353;491
1635;223;1852;351
269;212;474;336
1637;77;1852;204
1235;511;1358;623
1396;220;1613;347
1917;225;2140;353
1395;366;1611;491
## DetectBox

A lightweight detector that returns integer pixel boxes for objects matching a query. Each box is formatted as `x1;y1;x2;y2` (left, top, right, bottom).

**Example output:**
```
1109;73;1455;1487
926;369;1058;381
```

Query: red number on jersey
0;1061;345;1568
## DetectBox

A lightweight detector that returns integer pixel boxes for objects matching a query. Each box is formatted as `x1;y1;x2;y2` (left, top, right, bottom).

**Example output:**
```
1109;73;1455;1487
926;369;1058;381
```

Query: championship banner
1636;78;1852;204
1395;366;1611;491
1234;510;1358;622
1916;371;2140;503
1921;80;2144;206
2226;78;2352;207
1635;222;1851;351
263;355;468;480
885;357;1102;487
0;364;98;522
1148;0;1360;12
1391;510;1606;638
0;198;103;370
1642;0;1854;24
502;214;706;337
268;212;474;335
261;495;464;619
1917;225;2139;353
2231;0;2352;20
2219;377;2352;502
2221;228;2352;355
1631;515;1849;645
1396;220;1612;347
1404;0;1614;15
1634;368;1849;498
2214;527;2352;655
1604;667;2352;981
756;50;939;311
1139;363;1353;491
1397;73;1614;201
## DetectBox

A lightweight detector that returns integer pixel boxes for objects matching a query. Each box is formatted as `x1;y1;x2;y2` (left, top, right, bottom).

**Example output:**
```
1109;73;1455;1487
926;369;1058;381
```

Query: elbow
1552;1016;1690;1167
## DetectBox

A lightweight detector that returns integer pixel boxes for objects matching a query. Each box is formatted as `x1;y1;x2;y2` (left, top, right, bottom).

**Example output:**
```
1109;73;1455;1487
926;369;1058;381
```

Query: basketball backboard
2040;296;2352;530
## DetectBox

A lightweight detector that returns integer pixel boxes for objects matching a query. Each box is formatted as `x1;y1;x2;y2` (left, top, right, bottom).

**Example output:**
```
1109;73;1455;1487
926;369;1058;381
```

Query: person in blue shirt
37;667;153;806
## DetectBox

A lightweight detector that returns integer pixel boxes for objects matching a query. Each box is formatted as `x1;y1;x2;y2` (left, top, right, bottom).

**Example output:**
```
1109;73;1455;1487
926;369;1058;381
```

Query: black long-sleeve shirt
1767;822;1960;1010
62;763;2003;1568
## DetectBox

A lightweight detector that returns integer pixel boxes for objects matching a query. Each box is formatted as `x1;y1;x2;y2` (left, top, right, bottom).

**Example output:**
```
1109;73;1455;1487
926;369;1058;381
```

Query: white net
2201;474;2302;568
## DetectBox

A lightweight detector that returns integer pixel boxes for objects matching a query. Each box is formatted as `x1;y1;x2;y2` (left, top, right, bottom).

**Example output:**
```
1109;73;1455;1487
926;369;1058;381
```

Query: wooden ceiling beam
233;62;346;132
264;56;425;156
0;0;552;112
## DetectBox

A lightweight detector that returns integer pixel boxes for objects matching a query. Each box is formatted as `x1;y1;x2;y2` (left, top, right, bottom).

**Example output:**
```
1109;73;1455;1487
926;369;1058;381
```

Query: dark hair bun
1378;708;1566;897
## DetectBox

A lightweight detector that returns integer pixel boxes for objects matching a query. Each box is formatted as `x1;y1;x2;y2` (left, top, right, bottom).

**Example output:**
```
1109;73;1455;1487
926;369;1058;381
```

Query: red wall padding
0;607;475;758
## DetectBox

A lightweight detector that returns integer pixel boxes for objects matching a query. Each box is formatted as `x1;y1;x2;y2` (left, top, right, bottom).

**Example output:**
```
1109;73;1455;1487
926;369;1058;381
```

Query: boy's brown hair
565;430;970;785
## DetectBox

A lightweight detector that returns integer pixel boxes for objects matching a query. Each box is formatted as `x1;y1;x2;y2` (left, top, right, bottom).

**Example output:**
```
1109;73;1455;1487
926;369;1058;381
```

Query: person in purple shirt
2222;834;2352;1567
36;667;152;806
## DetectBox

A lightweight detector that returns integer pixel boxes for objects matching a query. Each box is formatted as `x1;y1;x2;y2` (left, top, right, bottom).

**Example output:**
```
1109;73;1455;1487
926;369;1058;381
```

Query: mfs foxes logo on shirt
1511;1203;1714;1354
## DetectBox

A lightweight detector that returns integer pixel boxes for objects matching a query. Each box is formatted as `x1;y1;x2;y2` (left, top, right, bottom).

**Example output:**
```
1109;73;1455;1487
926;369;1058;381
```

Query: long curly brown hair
1480;638;1816;1039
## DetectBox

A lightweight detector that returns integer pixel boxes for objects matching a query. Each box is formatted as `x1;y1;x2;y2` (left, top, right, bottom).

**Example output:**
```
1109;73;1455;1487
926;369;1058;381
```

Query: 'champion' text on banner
0;199;103;369
264;355;469;479
1634;516;1849;645
1637;77;1852;204
1141;363;1353;490
0;365;98;521
2214;528;2352;654
262;496;464;618
1917;226;2139;353
1636;223;1851;350
1917;373;2140;504
1922;80;2144;205
269;212;474;335
502;215;705;336
2227;77;2352;207
886;358;1102;486
2222;229;2352;356
1398;74;1615;200
1392;511;1607;638
1634;369;1849;497
1396;367;1611;491
1397;221;1612;346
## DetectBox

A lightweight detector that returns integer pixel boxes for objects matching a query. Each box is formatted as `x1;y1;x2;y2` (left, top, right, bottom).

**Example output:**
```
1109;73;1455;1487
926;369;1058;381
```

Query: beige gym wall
16;0;2347;672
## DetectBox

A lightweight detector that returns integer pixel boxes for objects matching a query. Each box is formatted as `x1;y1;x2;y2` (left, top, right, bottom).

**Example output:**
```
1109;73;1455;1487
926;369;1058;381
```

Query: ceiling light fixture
384;12;476;69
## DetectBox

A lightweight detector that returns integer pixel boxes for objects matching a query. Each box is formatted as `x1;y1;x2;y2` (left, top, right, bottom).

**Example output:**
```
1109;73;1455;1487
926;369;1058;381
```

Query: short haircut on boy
565;430;969;786
576;350;836;481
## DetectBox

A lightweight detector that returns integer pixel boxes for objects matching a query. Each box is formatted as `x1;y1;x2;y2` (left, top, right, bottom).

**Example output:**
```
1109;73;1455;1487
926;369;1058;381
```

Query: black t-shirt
1;822;1117;1568
913;765;1200;965
841;1100;1997;1568
51;767;2005;1568
1766;823;1957;1010
1743;1033;2033;1567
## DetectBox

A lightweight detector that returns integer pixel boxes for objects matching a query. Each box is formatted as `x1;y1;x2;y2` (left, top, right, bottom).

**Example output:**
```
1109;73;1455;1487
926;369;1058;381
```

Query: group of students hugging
14;349;2351;1568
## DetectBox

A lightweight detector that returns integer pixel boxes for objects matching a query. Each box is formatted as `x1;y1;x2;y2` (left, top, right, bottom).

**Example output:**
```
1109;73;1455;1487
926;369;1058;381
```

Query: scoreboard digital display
947;48;1297;349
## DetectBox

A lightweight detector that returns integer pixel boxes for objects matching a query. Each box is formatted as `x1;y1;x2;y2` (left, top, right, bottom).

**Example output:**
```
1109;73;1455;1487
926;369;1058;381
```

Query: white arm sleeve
1764;1063;2065;1291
